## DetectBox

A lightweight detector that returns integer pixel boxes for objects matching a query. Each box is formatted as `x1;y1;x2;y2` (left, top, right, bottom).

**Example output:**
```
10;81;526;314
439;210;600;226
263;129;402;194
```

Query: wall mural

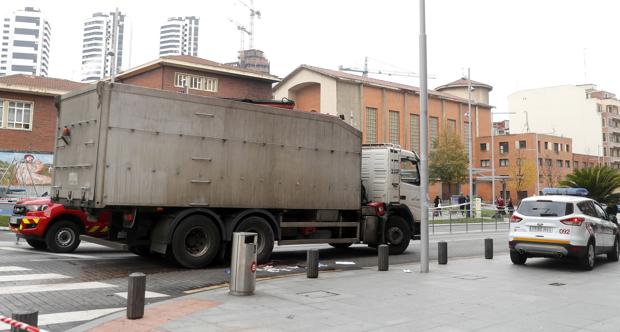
0;152;53;186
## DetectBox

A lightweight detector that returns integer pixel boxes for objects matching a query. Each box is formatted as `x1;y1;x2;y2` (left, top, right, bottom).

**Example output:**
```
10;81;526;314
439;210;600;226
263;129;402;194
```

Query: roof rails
542;187;589;197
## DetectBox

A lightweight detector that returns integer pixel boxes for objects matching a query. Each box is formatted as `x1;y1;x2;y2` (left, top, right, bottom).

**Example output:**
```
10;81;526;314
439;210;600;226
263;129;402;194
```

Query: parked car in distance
509;188;619;270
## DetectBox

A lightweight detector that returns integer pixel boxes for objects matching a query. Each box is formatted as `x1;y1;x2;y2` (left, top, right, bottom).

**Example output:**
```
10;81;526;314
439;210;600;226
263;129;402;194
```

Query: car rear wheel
510;251;527;265
170;215;221;268
581;242;595;270
607;237;619;262
26;239;47;250
45;220;81;253
235;216;275;264
385;215;411;255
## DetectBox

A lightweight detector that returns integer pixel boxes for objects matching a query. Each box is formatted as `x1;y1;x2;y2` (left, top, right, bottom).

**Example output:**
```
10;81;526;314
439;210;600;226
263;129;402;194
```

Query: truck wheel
235;216;274;264
45;220;81;253
171;215;221;268
26;239;47;250
385;215;411;255
329;243;352;249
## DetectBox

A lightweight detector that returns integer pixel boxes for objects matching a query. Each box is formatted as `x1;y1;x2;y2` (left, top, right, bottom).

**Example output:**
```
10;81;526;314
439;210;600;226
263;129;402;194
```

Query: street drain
453;274;487;280
548;282;566;286
297;290;339;298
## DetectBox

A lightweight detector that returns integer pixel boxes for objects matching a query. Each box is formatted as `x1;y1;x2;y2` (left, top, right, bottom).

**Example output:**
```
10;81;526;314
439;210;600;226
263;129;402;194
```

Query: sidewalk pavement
71;254;620;332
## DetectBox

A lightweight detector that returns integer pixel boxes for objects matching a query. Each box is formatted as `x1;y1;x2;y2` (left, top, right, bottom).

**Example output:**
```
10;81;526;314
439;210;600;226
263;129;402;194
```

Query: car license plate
530;226;554;233
9;216;21;226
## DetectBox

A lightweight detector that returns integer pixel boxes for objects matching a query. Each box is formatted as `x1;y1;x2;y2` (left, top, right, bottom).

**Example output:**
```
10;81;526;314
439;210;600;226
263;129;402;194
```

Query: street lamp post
467;69;473;213
418;0;429;273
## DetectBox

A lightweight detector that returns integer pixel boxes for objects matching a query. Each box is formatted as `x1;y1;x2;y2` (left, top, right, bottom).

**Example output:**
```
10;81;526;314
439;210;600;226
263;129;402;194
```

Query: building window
410;114;420;152
518;140;526;149
544;142;549;150
566;144;570;152
553;143;559;153
447;119;456;132
545;159;552;167
499;142;509;154
430;116;439;148
5;101;33;130
565;160;570;168
556;160;563;167
480;143;488;151
499;159;509;167
481;160;490;167
603;133;607;142
389;111;399;145
538;158;542;166
573;161;578;169
174;72;218;92
365;107;377;144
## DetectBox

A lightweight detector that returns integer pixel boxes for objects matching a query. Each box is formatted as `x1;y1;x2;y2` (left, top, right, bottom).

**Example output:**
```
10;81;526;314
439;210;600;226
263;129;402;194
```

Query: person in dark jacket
433;195;442;217
458;193;466;216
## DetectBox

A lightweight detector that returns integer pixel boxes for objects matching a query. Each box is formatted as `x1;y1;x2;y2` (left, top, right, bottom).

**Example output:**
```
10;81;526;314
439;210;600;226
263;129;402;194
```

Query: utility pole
467;68;474;215
109;7;119;83
419;0;429;273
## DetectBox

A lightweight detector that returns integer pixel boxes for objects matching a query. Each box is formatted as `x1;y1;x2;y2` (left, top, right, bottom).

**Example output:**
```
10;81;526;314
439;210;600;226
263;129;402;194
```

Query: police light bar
542;187;589;196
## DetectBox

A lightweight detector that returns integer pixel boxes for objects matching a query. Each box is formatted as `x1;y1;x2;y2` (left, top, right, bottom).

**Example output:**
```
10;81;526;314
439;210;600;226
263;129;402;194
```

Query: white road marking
28;255;136;262
0;281;116;295
0;273;70;282
114;291;169;299
0;266;30;272
0;307;124;330
0;246;98;259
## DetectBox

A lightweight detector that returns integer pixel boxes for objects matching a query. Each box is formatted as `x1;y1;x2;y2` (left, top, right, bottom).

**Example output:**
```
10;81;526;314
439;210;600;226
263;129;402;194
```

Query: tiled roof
279;65;492;107
0;74;88;94
117;55;280;82
435;78;493;91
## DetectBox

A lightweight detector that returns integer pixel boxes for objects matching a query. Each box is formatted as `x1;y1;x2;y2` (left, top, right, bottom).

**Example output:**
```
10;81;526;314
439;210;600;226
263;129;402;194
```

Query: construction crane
228;18;250;52
237;0;261;49
339;56;436;79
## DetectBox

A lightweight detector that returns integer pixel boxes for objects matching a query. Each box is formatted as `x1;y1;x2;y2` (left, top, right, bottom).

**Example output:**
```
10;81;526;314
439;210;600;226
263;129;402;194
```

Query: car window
516;200;573;217
577;201;597;217
593;203;608;220
400;158;420;186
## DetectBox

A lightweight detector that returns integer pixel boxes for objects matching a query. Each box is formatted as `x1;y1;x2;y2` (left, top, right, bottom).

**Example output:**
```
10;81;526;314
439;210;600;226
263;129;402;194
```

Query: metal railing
428;202;510;234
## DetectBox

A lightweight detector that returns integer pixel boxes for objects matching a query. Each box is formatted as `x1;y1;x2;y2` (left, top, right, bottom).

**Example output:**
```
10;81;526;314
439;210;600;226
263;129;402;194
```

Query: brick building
476;133;601;202
115;55;280;99
273;65;494;199
0;74;87;154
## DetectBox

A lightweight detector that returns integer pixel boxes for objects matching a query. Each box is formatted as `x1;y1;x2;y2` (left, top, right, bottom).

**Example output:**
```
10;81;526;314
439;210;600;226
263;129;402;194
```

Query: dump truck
51;82;421;268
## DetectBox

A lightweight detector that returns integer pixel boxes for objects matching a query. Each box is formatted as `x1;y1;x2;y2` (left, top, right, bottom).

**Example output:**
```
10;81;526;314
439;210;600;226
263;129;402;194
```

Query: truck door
398;156;421;221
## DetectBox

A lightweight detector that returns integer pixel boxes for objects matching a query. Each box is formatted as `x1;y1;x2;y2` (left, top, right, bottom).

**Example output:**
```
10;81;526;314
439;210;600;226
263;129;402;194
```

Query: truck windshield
516;201;573;217
400;158;420;185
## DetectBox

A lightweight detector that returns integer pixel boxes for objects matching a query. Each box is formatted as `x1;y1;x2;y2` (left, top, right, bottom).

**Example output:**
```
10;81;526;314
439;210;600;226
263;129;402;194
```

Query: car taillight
561;217;585;226
367;202;386;216
510;215;522;223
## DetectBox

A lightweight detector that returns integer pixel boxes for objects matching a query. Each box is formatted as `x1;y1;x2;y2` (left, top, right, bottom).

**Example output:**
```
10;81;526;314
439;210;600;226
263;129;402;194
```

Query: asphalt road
0;229;509;331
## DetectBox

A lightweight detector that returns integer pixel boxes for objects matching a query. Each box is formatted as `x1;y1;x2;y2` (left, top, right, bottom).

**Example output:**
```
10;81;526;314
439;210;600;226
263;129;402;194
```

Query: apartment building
509;84;620;169
80;11;130;82
159;17;199;57
274;66;494;199
0;7;51;77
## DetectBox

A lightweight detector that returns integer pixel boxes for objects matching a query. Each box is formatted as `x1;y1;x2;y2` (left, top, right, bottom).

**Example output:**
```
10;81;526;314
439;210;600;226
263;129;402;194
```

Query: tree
559;165;620;204
429;130;468;195
508;150;537;197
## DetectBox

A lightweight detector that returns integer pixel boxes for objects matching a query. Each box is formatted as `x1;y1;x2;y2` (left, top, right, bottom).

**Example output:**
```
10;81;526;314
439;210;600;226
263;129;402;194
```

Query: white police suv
509;188;619;270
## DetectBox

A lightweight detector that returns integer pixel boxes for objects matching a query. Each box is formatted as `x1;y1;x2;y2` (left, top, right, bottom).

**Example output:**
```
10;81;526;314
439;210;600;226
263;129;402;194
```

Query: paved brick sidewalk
71;254;620;332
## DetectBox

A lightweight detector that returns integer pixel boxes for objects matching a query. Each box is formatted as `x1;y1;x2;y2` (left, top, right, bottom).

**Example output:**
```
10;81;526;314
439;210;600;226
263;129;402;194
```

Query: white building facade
0;7;51;77
159;17;199;57
80;11;130;82
509;84;620;168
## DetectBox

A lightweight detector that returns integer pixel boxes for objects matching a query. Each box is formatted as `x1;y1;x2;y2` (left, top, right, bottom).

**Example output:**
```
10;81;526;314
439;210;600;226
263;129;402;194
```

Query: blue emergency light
542;187;589;196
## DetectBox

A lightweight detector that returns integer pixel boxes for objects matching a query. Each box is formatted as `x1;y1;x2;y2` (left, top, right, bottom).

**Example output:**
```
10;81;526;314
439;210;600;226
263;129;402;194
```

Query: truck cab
362;144;421;251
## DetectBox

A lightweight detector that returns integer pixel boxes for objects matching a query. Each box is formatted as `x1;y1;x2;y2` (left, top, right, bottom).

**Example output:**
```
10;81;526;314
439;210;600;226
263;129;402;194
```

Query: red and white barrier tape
0;315;48;332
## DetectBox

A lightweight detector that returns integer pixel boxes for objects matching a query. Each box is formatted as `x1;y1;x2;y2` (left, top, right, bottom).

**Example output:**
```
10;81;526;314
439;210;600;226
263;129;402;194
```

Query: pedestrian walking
458;193;466;217
507;197;514;216
495;196;506;219
433;195;442;217
465;195;471;218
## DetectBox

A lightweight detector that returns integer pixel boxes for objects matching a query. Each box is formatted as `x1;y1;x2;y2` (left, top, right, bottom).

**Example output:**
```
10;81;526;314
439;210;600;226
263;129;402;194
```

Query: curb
0;227;9;231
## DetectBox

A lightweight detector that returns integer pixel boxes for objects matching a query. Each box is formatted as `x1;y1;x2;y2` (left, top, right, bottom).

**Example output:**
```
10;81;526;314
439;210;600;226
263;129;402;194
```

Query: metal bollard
378;244;389;271
126;272;146;319
438;241;448;264
307;249;319;278
485;238;493;259
230;232;258;296
11;309;37;332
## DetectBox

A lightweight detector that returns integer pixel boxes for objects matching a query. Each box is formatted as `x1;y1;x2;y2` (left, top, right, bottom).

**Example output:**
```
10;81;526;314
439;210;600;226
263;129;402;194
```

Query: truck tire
171;215;221;268
385;215;411;255
235;216;274;264
26;239;47;250
45;220;81;253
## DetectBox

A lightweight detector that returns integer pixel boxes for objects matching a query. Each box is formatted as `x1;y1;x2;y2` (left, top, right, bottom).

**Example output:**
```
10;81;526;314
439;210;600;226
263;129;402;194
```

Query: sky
2;0;619;118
